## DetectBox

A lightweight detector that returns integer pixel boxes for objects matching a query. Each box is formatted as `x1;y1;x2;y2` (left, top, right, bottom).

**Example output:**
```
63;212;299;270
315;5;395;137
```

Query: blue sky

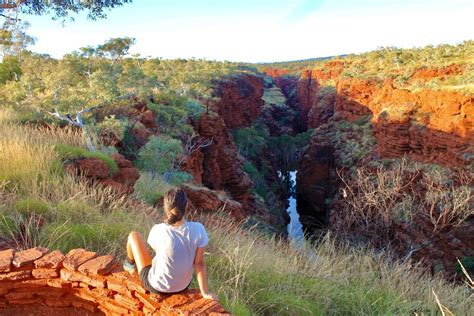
13;0;474;62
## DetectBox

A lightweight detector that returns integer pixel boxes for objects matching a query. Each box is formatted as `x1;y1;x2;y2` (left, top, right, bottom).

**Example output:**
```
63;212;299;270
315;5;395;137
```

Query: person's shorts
139;265;191;295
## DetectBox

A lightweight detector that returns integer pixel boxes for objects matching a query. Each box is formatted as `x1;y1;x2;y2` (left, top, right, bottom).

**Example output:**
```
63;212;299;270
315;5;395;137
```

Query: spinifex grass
199;215;473;315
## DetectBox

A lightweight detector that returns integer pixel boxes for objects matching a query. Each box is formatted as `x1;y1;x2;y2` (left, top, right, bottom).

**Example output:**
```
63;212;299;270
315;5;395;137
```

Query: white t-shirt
147;221;209;293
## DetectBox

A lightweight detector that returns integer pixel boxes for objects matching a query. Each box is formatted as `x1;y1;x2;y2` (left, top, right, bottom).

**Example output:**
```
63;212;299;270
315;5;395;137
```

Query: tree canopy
1;0;132;20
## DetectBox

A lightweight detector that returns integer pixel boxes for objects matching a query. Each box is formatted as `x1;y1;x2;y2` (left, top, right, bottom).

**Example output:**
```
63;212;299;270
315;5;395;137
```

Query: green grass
13;198;50;217
201;216;473;315
55;143;119;175
262;86;287;108
134;172;175;205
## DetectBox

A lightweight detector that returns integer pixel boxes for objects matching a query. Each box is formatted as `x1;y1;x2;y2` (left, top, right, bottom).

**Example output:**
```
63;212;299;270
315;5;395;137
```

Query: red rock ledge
0;247;229;315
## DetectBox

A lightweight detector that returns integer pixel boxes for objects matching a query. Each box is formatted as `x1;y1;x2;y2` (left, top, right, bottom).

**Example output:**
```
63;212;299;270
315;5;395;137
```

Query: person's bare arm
194;247;218;301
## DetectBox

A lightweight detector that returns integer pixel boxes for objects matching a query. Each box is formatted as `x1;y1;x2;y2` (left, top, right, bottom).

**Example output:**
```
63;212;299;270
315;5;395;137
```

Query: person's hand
202;292;219;301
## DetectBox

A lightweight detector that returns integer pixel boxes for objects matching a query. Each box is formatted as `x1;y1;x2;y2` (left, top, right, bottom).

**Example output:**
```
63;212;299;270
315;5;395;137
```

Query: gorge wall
182;74;285;226
265;64;473;276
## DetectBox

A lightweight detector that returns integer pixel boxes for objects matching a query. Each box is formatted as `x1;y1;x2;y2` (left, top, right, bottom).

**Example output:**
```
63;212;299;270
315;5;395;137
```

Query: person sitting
123;188;218;301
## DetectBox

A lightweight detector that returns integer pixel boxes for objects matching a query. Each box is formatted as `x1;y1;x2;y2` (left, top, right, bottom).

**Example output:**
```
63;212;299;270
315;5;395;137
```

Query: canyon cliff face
268;66;473;170
183;74;284;225
211;74;265;129
296;137;333;231
267;64;473;276
186;112;254;215
335;78;473;166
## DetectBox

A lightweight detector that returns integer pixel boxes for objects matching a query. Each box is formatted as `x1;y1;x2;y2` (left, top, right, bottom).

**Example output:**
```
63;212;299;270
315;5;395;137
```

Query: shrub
134;172;174;205
13;198;50;217
0;55;21;84
0;213;45;249
136;135;182;178
334;159;473;243
55;143;119;175
96;115;127;142
232;126;268;160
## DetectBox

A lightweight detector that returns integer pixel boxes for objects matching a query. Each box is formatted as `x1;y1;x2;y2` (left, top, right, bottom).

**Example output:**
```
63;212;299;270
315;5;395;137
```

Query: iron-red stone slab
0;249;14;272
77;255;115;275
63;248;97;271
60;269;106;288
34;250;65;269
12;247;48;268
0;270;31;281
32;268;59;279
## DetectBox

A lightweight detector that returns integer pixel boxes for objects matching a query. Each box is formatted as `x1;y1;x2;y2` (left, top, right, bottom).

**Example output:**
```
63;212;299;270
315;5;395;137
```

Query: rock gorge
265;64;473;277
82;65;471;277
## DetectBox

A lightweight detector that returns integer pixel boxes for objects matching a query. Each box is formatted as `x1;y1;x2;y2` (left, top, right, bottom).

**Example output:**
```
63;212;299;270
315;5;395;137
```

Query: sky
12;0;474;62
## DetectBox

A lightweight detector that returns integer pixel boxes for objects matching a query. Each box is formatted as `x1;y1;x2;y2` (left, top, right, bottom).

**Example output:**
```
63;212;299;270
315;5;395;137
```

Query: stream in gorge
279;171;304;245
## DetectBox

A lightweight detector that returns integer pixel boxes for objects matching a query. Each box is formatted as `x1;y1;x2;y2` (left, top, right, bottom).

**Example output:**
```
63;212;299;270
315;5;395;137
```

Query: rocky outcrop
290;62;473;277
335;79;474;166
260;103;297;136
65;153;140;194
211;74;264;129
266;68;337;131
296;132;334;232
295;70;319;130
0;247;228;315
185;113;255;216
410;64;465;82
394;217;474;278
181;184;245;220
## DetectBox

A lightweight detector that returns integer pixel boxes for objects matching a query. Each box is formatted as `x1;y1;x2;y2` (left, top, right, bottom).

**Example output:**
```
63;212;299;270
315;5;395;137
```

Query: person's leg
126;231;153;273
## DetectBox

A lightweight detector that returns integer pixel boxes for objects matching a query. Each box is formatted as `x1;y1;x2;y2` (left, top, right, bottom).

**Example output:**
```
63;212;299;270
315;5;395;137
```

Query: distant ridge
254;55;348;65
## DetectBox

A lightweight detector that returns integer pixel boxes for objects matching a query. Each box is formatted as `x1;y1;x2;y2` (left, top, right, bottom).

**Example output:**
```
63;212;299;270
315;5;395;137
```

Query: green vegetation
201;215;473;315
136;135;192;184
14;0;132;20
0;116;152;252
55;143;119;175
262;86;286;108
333;159;473;243
0;38;239;126
12;198;49;217
258;41;474;93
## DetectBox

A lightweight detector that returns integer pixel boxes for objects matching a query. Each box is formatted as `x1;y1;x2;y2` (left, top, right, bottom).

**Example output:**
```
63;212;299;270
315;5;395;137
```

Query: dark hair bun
165;212;182;225
163;188;187;225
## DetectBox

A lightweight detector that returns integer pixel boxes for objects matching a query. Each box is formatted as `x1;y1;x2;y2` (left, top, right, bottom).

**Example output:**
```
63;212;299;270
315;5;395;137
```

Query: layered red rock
12;247;48;268
289;62;473;277
64;153;140;194
335;78;474;166
34;250;65;269
0;249;14;272
187;113;256;217
296;70;319;130
211;74;265;129
410;64;465;81
0;247;229;315
181;184;245;220
77;255;115;275
63;249;97;271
